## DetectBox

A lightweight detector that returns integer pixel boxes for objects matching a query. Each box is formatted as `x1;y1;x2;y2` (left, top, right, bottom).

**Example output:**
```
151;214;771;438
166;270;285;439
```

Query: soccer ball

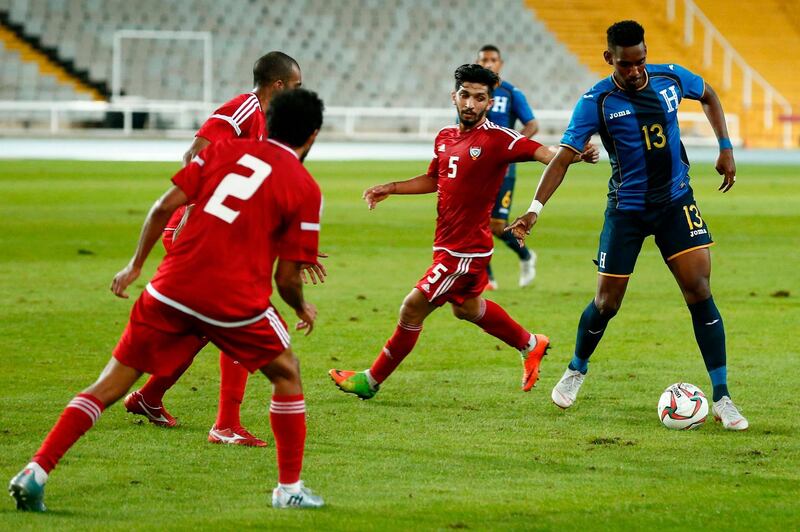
657;383;708;430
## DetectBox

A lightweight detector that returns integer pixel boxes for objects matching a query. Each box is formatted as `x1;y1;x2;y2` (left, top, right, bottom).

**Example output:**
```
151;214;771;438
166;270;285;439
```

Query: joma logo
609;109;632;120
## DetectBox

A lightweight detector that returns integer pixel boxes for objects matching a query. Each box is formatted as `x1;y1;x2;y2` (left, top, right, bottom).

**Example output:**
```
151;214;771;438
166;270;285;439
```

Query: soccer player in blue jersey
508;20;748;430
477;45;539;289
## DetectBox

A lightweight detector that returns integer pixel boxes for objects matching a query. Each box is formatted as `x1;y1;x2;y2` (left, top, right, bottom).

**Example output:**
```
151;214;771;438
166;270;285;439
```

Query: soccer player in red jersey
10;89;327;511
330;65;598;399
123;51;308;447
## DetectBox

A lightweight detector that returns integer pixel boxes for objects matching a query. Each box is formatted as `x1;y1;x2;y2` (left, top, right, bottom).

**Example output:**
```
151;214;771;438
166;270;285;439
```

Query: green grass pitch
0;158;798;530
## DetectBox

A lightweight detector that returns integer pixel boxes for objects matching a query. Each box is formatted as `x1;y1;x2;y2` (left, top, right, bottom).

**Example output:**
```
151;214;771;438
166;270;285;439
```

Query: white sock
364;369;378;390
25;462;48;485
279;480;303;493
519;334;537;355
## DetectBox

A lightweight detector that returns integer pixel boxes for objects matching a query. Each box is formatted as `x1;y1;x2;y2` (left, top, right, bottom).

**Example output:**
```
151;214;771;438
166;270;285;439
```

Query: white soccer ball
657;382;709;430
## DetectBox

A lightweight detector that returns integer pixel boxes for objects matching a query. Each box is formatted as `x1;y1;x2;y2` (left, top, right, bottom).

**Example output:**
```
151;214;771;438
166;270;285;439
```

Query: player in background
330;64;597;400
9;89;327;511
508;21;748;430
476;44;539;290
123;51;309;448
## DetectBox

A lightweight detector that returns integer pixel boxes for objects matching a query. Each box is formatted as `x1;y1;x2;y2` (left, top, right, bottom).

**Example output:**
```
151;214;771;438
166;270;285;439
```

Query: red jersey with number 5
149;138;321;322
426;120;543;256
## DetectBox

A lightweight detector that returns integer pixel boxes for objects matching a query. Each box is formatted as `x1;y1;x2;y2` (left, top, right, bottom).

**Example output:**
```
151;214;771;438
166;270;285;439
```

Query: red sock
369;321;422;384
215;352;248;429
473;299;530;350
32;393;105;473
138;355;193;405
269;394;306;484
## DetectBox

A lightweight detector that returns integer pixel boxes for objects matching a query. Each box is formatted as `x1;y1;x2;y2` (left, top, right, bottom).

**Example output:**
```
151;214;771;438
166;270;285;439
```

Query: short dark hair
253;51;299;86
607;20;645;49
478;44;501;57
267;88;324;147
454;64;499;95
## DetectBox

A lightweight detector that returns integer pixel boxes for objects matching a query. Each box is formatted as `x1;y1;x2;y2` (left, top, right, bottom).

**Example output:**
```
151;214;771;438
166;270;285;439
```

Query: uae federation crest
469;146;481;160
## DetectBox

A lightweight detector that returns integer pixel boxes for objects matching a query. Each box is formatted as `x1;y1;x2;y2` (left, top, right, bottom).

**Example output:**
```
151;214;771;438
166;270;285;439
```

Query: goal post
111;29;213;103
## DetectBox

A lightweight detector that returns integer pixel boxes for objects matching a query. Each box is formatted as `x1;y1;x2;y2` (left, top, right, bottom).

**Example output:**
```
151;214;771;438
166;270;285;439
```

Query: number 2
203;154;272;223
447;156;459;178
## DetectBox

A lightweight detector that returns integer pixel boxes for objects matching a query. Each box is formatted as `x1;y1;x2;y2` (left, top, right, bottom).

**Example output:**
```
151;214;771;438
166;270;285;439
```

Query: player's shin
138;355;193;405
470;299;530;350
269;395;306;485
572;300;615;373
368;321;422;384
688;296;729;401
215;352;248;429
32;393;105;473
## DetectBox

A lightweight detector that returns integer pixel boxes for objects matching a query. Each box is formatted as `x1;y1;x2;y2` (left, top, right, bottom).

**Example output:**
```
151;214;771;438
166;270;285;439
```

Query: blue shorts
596;191;714;277
491;176;515;222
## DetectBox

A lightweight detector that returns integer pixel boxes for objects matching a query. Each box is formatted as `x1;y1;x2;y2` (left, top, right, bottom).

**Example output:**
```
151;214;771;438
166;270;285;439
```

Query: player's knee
594;295;621;318
451;304;472;321
263;350;301;383
682;277;711;304
399;298;427;324
83;379;129;407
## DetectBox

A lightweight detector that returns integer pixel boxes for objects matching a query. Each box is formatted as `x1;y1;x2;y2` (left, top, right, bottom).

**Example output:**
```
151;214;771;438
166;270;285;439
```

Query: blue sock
708;366;729;402
499;230;531;261
569;354;588;374
687;297;729;401
570;300;616;374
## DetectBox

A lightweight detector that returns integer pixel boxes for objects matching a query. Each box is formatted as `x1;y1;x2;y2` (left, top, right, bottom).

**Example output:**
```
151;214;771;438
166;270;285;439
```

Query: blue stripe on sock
569;354;588;374
708;366;727;387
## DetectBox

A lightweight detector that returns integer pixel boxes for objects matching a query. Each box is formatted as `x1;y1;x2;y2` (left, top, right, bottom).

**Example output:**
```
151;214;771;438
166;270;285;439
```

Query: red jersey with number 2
426;121;543;256
149;138;321;322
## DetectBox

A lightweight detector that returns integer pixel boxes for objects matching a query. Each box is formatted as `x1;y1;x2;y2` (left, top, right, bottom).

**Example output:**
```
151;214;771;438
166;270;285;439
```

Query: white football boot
551;368;585;409
519;250;537;287
712;396;749;431
272;481;325;509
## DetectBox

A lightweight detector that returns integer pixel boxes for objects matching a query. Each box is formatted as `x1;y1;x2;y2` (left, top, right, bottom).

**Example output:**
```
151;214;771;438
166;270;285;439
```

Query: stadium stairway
524;0;798;147
0;11;106;101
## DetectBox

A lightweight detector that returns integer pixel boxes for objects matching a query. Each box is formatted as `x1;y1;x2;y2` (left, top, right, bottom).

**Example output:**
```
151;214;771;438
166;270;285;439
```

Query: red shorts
113;289;290;376
414;250;490;306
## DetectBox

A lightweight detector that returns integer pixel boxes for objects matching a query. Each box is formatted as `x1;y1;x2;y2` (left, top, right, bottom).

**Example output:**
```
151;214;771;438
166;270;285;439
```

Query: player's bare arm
275;258;317;335
507;147;575;245
520;118;539;138
111;185;188;298
181;136;211;167
533;143;599;165
363;174;437;210
699;83;736;192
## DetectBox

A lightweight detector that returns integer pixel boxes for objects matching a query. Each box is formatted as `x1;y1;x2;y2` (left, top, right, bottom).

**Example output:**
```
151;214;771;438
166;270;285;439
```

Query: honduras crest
469;146;481;160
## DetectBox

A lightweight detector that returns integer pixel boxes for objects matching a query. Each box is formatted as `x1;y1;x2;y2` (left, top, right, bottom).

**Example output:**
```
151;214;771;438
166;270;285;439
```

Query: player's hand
581;143;600;164
363;183;395;210
110;262;141;299
716;149;736;192
181;149;195;168
294;302;317;336
506;212;539;247
300;252;329;285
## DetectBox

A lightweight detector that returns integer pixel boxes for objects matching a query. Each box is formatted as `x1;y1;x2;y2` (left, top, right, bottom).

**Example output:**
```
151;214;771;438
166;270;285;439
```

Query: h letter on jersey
659;85;679;113
492;96;508;114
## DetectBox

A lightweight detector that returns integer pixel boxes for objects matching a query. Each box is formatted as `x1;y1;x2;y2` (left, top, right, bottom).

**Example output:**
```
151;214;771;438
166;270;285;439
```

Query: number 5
427;263;449;283
204;154;272;223
447;156;459;178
